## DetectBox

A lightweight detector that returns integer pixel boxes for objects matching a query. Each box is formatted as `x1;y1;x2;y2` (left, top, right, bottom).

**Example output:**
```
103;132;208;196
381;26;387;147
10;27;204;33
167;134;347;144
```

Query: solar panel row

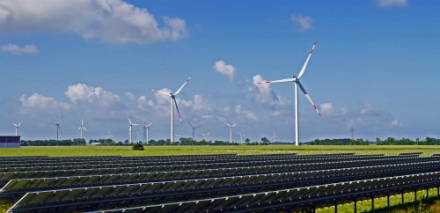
80;171;440;213
2;160;438;208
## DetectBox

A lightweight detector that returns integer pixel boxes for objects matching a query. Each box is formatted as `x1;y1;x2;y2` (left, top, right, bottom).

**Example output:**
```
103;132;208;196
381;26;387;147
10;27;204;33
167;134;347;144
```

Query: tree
132;143;144;150
261;137;270;144
245;138;250;144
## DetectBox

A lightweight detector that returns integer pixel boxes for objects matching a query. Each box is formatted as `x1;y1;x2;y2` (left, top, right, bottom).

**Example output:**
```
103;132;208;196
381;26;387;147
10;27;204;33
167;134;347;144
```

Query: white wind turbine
127;116;143;144
238;132;245;144
272;132;279;143
107;131;113;139
12;121;23;136
174;133;181;143
76;117;88;145
136;132;140;144
224;122;238;143
149;75;193;142
143;119;154;144
257;41;321;146
51;116;63;141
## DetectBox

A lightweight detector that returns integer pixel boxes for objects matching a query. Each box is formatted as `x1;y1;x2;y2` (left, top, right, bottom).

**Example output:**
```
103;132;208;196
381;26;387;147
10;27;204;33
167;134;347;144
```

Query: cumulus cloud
235;105;258;121
212;60;237;81
1;44;39;55
248;75;290;108
290;14;313;31
125;92;135;101
64;83;121;107
377;0;407;7
0;0;189;44
320;103;349;117
19;93;74;117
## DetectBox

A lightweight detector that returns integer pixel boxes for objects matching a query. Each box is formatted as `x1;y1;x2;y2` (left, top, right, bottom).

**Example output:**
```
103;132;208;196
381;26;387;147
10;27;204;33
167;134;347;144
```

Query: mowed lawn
0;145;440;156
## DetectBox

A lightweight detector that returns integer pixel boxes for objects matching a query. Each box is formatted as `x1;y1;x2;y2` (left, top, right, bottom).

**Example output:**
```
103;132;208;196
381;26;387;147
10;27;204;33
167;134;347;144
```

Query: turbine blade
18;121;22;127
83;127;88;132
148;119;154;127
127;116;132;124
81;117;84;125
224;122;231;127
76;127;81;131
257;78;295;84
297;41;317;79
297;81;321;117
188;122;194;128
195;125;202;129
58;126;63;134
149;89;171;96
12;122;17;127
232;122;238;127
172;98;183;124
174;75;193;95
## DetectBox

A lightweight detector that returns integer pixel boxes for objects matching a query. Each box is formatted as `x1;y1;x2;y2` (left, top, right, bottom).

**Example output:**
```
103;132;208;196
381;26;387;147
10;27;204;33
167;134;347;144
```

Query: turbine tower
127;116;143;144
76;116;88;145
188;122;202;142
12;121;23;136
201;133;208;141
257;41;321;146
224;122;238;143
238;132;245;144
51;116;63;141
149;75;193;142
108;131;113;140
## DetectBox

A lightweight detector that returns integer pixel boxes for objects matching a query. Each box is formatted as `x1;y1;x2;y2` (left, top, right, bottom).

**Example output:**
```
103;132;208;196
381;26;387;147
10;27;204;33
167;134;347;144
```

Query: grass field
2;145;440;213
1;144;440;156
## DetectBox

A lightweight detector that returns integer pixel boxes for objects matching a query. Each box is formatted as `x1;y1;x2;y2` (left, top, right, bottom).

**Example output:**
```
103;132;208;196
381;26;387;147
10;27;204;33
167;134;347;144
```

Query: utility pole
351;125;354;145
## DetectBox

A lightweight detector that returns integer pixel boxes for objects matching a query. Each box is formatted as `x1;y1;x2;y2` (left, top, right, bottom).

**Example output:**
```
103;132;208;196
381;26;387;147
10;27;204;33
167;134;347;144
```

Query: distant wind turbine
51;116;63;141
224;122;238;143
149;75;193;142
144;119;154;144
256;41;321;146
127;116;143;144
12;121;23;136
76;116;88;145
238;132;245;144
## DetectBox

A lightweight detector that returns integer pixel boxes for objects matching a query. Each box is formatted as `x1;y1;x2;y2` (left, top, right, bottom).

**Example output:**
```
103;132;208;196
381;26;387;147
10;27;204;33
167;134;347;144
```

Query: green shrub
132;143;144;150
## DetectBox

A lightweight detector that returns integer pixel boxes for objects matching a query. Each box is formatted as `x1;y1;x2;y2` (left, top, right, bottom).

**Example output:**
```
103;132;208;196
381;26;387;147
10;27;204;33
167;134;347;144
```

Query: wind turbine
175;133;181;143
272;132;279;143
143;119;154;144
12;121;23;136
107;131;113;140
136;132;140;144
238;132;245;144
149;75;193;142
127;116;143;144
188;122;201;141
257;41;321;146
76;116;88;145
201;133;208;141
51;116;63;141
224;122;238;143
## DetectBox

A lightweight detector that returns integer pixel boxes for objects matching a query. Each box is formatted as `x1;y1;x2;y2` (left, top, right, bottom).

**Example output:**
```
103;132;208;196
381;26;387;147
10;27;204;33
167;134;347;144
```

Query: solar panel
4;160;439;212
79;171;440;213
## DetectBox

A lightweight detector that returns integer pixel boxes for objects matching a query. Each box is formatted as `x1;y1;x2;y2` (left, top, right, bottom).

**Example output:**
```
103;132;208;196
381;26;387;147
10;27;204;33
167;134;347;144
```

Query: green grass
0;145;439;156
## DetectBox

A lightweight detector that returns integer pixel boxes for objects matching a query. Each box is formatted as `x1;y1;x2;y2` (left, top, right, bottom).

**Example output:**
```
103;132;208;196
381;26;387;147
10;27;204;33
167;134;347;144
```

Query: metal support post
334;202;337;213
387;193;390;210
372;196;374;213
354;199;357;213
415;189;417;202
402;191;405;206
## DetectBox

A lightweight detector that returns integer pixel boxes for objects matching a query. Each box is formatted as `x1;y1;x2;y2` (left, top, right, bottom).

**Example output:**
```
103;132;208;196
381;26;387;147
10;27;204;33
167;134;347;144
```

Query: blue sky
1;0;439;143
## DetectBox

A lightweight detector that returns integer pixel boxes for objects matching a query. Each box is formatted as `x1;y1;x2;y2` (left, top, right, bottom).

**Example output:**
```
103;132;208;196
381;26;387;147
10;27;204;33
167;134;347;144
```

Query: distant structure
239;133;245;144
76;117;88;145
127;116;143;144
256;41;321;146
50;116;63;141
12;121;23;136
224;122;238;143
149;75;193;143
0;136;20;148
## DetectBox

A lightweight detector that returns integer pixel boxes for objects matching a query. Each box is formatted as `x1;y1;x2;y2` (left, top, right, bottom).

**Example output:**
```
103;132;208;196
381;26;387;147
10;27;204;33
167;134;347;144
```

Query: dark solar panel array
398;152;423;156
4;153;440;213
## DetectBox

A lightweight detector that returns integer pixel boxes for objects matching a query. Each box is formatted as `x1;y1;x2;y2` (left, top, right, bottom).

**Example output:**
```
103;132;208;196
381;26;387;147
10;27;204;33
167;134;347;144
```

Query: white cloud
1;44;39;55
19;93;74;117
290;14;313;31
0;0;189;44
390;119;404;127
64;83;121;107
377;0;407;7
212;60;237;81
320;103;349;117
248;75;290;108
235;105;258;121
125;92;135;101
